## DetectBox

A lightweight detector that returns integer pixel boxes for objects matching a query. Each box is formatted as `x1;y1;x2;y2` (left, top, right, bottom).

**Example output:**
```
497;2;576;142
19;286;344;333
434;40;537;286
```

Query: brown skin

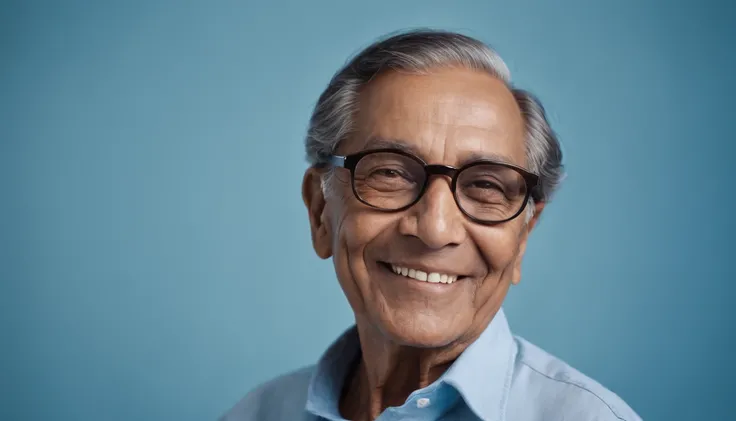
302;67;545;421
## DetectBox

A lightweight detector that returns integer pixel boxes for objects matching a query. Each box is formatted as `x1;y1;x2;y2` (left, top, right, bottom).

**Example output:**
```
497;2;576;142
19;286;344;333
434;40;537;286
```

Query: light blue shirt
221;310;641;421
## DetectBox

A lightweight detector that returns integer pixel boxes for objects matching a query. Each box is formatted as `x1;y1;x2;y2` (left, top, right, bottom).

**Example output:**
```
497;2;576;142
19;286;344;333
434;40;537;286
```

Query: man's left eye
375;169;402;177
468;180;503;190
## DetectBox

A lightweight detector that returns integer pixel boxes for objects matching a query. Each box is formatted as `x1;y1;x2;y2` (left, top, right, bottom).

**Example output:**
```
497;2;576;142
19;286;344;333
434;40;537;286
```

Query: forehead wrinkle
353;69;527;168
387;97;507;133
356;136;520;167
395;98;524;166
359;111;522;165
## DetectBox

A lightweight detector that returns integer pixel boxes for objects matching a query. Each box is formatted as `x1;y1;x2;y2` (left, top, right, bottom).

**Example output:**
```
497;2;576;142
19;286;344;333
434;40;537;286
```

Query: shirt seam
498;339;516;421
519;361;629;421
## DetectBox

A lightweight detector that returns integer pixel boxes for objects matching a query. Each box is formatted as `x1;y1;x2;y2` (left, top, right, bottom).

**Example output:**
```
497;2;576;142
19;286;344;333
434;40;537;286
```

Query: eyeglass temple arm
328;155;347;168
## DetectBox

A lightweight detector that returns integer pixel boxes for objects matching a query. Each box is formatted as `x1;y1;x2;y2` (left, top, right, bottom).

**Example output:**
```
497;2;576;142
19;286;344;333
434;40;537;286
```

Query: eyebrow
362;136;520;167
363;137;422;156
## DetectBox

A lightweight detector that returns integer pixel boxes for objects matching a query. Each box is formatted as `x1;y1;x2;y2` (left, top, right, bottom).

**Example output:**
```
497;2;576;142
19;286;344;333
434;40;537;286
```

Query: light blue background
2;1;734;420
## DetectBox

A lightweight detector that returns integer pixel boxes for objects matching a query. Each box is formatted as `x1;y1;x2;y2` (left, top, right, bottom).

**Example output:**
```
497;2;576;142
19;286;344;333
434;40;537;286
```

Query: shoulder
509;336;642;421
219;365;316;421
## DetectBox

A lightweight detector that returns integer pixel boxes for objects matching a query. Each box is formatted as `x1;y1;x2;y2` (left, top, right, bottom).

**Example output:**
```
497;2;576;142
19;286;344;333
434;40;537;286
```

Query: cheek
330;201;397;312
485;220;525;261
339;209;393;267
327;184;384;253
472;225;523;283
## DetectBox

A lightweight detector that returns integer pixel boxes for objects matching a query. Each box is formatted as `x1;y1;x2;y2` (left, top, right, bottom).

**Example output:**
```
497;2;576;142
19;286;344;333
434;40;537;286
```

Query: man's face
304;67;543;347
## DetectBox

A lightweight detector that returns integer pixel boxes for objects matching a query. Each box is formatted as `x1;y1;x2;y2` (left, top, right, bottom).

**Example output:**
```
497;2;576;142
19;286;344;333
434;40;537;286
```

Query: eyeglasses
322;149;539;224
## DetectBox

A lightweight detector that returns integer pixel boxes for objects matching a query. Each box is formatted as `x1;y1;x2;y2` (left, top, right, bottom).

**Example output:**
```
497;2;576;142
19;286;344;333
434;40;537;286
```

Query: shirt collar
305;309;516;421
441;309;516;421
305;326;361;420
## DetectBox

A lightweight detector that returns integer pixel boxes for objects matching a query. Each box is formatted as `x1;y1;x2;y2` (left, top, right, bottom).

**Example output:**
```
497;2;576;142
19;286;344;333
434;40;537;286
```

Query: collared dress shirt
221;309;641;421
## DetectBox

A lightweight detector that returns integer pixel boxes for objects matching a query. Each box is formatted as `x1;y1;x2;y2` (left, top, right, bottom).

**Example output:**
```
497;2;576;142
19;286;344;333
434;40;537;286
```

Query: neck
339;318;486;421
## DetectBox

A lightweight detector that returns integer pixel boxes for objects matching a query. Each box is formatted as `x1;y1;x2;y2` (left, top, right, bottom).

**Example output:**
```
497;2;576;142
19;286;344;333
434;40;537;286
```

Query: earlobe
512;201;546;285
302;168;333;259
526;201;546;233
511;251;523;285
511;230;528;285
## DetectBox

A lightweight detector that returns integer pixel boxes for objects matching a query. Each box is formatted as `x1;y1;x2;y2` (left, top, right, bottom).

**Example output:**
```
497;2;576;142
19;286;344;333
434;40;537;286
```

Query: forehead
349;67;527;167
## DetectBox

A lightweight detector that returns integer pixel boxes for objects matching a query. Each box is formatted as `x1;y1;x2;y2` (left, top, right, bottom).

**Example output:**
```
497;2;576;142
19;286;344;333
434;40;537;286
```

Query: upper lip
382;261;467;278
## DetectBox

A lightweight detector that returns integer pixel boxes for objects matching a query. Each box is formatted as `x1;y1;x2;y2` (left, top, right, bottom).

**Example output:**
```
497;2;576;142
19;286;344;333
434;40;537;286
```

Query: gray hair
306;29;564;220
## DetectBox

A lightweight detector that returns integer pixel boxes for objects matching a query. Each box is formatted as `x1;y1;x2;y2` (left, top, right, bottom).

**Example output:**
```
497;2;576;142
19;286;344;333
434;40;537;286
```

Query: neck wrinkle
342;318;485;420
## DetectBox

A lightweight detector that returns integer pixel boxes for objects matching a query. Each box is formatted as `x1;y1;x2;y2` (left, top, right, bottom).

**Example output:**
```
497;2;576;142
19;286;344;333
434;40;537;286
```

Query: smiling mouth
379;262;465;285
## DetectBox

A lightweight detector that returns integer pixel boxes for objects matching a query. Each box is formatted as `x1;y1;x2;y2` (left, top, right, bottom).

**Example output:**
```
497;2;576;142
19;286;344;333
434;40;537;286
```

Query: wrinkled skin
302;67;545;420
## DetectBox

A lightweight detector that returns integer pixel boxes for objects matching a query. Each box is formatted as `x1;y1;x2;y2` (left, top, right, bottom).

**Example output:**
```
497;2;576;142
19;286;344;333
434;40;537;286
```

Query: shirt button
416;398;431;408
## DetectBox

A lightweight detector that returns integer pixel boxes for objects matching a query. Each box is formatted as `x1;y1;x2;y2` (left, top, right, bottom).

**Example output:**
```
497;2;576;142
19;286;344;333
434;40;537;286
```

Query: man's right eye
374;168;403;178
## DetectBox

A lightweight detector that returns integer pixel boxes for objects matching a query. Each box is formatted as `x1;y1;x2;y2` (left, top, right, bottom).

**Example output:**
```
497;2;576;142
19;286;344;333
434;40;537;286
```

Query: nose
398;177;467;249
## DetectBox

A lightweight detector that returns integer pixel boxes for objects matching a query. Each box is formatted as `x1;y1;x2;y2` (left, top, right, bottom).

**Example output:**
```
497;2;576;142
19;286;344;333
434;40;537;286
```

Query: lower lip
380;263;462;291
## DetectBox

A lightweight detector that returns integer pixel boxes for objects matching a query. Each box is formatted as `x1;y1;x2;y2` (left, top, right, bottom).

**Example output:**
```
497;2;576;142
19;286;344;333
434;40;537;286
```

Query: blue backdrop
2;1;734;420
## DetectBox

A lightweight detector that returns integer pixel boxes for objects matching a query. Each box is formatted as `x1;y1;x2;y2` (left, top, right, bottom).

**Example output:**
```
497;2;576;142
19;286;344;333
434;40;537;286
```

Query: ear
511;201;546;285
302;167;333;259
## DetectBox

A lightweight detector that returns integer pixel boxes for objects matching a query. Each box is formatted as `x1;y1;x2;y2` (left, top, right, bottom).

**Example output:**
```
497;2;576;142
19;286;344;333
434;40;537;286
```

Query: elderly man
222;30;640;421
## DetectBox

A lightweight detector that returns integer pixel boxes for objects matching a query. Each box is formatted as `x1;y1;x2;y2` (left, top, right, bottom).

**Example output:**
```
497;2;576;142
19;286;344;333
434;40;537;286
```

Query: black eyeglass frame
322;148;540;225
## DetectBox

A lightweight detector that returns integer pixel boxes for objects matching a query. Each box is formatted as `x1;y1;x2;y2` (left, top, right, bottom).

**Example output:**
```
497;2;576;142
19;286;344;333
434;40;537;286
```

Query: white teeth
390;265;458;284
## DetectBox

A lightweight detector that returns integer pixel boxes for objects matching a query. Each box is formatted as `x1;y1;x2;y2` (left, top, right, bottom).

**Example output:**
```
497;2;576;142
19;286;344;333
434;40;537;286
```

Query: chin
376;310;468;348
